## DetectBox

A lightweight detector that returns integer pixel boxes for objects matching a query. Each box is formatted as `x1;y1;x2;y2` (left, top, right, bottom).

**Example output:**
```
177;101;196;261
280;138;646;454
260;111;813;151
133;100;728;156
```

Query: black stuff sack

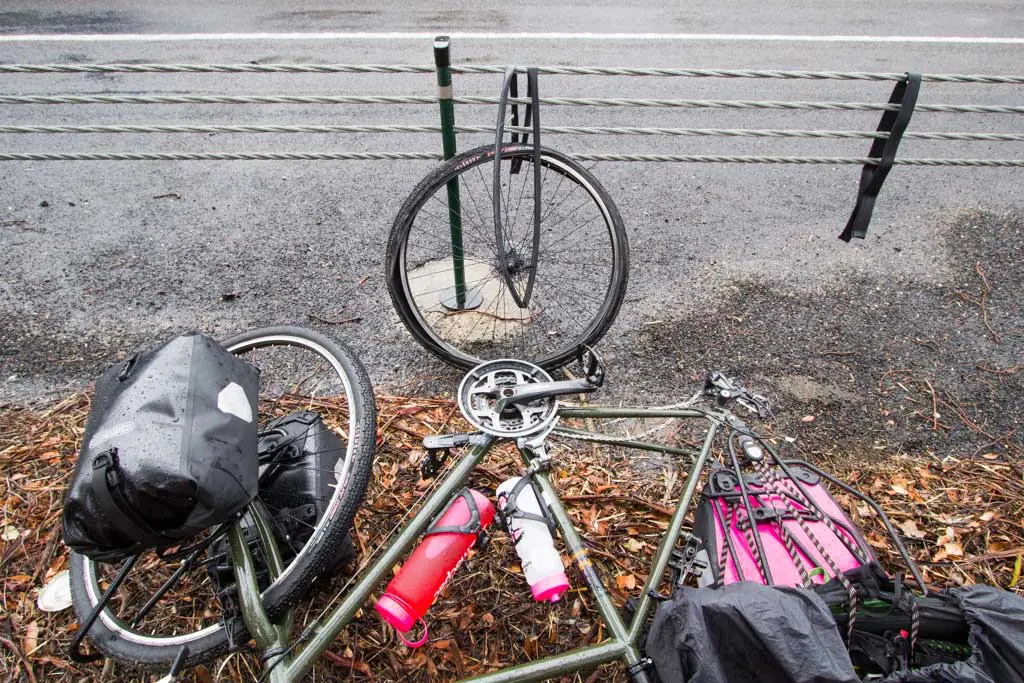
62;332;260;561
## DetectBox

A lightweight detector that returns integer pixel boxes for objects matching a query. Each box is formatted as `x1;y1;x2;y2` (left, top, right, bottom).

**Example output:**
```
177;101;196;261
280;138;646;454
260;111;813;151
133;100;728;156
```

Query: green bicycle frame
230;407;724;683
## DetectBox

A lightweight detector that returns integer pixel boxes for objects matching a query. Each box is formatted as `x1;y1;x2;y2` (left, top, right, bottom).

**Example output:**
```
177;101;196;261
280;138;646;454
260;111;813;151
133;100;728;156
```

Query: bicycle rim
389;145;628;369
69;327;376;668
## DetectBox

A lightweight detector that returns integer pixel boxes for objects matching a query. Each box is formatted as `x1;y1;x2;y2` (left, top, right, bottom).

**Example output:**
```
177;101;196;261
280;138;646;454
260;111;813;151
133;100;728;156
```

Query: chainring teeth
458;359;559;437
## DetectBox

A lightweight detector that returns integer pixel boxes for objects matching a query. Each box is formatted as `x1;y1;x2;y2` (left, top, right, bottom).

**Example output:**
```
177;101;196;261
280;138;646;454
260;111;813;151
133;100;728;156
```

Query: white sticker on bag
218;382;253;423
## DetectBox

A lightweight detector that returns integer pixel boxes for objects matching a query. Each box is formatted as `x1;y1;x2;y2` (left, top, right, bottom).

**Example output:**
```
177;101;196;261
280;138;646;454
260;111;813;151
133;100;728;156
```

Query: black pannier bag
645;565;1024;683
62;332;260;561
207;410;354;598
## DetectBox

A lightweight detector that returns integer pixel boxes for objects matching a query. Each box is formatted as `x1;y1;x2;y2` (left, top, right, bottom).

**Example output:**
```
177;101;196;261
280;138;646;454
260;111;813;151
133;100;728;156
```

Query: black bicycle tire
387;144;629;370
69;326;377;669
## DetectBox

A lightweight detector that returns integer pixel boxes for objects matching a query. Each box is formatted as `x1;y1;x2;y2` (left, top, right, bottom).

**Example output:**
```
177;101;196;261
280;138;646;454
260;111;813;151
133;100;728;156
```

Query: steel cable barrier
1;39;1021;164
1;37;1021;235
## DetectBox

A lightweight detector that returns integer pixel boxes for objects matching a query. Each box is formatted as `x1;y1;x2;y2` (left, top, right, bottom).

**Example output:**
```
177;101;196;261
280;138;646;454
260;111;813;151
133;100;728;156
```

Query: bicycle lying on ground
69;332;949;682
65;68;1024;681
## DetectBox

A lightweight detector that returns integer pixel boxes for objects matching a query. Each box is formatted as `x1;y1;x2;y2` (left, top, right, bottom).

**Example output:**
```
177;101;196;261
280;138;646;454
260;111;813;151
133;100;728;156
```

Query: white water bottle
497;476;570;602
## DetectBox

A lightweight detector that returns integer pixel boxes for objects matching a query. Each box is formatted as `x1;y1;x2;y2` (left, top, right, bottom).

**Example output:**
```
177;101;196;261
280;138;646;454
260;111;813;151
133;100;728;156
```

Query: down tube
283;436;495;680
460;465;643;683
629;418;720;642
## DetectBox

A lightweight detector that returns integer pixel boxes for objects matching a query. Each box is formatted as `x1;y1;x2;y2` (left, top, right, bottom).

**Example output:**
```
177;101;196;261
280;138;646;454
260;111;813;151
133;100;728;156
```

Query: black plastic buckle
117;354;138;381
92;448;120;487
665;534;708;589
91;448;118;471
223;614;241;652
421;433;490;478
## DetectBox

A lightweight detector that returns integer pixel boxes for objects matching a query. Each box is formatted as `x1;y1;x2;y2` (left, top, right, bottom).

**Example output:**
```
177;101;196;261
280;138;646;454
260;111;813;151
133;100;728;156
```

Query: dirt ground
608;208;1022;463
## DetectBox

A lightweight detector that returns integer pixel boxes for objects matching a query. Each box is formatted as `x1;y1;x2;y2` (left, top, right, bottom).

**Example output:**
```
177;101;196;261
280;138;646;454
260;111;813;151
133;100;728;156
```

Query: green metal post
434;36;474;311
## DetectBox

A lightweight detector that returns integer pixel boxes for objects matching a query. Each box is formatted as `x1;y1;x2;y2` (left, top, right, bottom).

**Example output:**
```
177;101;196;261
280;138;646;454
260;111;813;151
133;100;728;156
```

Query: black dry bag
62;332;260;561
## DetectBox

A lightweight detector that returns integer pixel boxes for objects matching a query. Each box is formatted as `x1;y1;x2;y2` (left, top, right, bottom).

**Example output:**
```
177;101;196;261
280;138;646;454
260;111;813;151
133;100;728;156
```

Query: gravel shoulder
2;202;1020;462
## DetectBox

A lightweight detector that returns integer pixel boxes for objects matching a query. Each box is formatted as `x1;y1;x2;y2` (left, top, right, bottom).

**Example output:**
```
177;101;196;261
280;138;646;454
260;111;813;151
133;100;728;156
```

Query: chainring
457;359;559;438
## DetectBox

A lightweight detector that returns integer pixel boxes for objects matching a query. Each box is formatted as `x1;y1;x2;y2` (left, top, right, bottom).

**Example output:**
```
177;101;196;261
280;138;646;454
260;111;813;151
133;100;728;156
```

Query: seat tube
527;464;647;672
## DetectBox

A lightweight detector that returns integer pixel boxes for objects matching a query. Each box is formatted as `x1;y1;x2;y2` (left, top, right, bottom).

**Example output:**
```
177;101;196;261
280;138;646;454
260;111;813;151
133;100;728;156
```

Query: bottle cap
375;594;416;631
531;572;570;602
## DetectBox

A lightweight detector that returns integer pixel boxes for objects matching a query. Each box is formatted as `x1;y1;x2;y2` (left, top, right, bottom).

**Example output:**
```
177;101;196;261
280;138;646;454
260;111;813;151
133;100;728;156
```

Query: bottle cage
497;475;555;544
424;488;485;536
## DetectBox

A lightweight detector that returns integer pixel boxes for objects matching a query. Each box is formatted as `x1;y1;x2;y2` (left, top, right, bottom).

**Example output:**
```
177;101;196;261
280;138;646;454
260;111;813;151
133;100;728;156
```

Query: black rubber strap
425;488;484;536
90;449;169;548
840;72;921;241
492;66;543;309
260;646;288;663
509;72;522;147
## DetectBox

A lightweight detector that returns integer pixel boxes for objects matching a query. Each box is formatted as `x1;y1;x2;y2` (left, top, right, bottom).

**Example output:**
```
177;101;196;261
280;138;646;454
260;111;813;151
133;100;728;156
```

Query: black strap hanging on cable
493;66;542;308
523;67;542;307
839;72;921;242
510;70;538;174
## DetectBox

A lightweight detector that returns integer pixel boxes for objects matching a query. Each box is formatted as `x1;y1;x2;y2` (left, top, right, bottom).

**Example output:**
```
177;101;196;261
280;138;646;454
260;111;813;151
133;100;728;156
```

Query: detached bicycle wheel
69;326;376;669
388;144;629;369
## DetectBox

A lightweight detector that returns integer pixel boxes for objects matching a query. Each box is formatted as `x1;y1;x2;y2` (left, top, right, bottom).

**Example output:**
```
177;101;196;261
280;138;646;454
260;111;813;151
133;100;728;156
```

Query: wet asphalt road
1;2;1022;436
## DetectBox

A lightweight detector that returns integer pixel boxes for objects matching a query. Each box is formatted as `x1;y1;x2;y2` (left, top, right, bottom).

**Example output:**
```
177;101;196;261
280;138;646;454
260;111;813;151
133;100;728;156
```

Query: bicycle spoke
391;145;626;368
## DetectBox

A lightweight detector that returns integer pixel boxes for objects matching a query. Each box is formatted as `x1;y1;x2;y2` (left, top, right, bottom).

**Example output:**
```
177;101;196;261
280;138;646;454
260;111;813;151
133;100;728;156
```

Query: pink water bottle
375;488;494;647
497;477;570;602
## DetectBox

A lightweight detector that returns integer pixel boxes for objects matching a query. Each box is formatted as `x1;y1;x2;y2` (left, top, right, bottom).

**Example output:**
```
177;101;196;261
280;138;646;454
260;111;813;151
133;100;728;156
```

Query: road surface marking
1;32;1022;44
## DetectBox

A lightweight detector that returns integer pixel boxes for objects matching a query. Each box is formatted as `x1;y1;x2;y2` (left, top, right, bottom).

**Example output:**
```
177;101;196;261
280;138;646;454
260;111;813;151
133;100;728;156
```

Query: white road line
0;31;1023;44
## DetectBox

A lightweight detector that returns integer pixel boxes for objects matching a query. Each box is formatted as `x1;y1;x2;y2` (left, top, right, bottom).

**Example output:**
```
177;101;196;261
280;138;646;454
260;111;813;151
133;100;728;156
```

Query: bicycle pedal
420;449;448;479
421;433;489;478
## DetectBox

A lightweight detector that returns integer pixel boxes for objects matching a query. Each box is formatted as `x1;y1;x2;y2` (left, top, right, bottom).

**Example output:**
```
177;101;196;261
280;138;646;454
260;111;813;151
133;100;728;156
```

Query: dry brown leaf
22;620;38;655
623;538;644;553
899;519;925;539
616;574;636;590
